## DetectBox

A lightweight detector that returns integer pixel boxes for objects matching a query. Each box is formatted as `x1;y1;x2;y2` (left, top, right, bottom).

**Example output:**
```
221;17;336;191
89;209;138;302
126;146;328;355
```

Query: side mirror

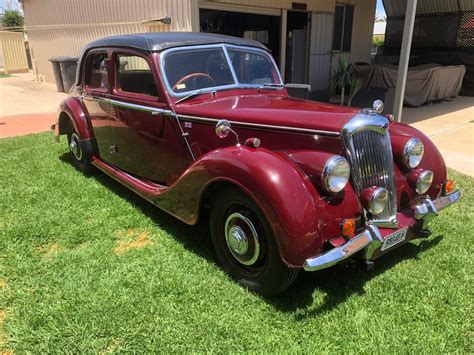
215;119;240;146
215;119;232;139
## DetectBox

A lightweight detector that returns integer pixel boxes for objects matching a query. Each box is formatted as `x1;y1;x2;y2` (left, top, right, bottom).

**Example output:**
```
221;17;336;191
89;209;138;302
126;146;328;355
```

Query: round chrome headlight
322;156;350;193
403;138;424;169
416;170;433;194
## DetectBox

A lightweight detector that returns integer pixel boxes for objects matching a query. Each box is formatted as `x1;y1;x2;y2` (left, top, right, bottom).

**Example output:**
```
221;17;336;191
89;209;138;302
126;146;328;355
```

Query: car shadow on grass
267;235;443;318
59;153;444;318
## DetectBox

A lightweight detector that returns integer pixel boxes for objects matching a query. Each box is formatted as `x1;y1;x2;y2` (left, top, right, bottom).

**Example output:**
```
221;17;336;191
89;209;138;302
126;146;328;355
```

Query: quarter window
332;4;354;52
85;52;108;89
115;55;158;97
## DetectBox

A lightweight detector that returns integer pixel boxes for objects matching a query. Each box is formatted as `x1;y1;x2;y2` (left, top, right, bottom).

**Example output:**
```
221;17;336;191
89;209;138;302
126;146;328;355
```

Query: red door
107;50;186;185
81;49;120;163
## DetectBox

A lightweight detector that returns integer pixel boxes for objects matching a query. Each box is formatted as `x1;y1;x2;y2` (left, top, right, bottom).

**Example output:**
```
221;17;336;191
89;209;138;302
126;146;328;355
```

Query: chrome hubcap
225;212;260;266
69;133;82;161
227;225;248;255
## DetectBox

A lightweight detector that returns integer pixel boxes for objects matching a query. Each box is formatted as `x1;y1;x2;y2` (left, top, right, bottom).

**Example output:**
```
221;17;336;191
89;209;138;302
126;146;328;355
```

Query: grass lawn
0;132;472;352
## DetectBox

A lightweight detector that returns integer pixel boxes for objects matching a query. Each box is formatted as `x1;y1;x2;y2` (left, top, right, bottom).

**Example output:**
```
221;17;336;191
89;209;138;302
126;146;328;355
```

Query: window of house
115;54;158;97
332;4;354;52
85;52;108;90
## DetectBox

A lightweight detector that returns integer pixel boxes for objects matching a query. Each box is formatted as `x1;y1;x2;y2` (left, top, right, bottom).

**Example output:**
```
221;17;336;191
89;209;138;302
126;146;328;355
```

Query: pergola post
393;0;417;122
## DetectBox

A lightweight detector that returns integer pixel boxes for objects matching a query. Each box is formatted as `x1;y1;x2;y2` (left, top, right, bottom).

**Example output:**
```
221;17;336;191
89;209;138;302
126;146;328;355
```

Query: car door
108;49;186;185
81;49;118;163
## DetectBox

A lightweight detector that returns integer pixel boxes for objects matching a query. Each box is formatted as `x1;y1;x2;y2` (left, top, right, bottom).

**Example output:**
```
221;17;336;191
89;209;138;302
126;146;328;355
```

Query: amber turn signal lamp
445;180;455;194
341;219;356;237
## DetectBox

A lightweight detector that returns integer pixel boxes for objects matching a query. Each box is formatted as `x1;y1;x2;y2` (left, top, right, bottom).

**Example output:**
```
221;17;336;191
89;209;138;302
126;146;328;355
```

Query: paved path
0;72;65;138
0;113;56;138
403;96;474;177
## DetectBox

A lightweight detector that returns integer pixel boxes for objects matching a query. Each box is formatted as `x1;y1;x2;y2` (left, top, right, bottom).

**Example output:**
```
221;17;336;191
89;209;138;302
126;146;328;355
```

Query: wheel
66;126;93;174
210;187;299;296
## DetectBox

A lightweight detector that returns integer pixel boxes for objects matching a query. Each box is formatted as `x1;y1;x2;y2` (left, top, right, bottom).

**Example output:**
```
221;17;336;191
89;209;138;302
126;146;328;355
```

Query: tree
1;10;24;31
375;12;386;23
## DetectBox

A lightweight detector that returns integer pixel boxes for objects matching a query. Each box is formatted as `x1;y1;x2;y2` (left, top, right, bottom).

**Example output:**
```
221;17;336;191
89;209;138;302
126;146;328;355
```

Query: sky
376;0;387;18
0;0;20;14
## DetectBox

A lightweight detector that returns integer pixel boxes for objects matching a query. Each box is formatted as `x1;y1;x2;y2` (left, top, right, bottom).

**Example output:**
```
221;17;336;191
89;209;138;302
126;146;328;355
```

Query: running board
91;157;167;204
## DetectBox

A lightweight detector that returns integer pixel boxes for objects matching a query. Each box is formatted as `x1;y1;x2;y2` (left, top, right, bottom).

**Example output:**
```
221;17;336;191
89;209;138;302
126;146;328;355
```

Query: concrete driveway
0;72;473;176
402;97;474;177
0;73;66;138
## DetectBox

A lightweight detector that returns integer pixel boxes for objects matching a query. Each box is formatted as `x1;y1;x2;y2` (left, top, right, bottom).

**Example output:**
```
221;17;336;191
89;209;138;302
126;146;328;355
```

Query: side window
85;52;108;90
115;54;158;97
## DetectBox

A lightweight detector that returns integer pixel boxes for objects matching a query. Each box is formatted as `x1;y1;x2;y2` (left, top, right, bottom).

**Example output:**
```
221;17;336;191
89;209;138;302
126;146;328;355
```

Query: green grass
0;73;12;78
0;132;473;352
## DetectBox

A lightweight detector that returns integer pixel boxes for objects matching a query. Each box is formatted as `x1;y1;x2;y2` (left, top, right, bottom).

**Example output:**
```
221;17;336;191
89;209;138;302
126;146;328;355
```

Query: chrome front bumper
303;190;461;272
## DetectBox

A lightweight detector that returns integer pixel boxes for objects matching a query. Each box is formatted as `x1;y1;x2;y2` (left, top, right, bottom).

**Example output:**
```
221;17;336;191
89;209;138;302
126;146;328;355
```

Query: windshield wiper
175;89;216;104
257;83;284;91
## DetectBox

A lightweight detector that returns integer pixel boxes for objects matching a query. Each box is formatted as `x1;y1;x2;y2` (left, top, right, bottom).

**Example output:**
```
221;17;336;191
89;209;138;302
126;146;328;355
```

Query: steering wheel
173;72;216;91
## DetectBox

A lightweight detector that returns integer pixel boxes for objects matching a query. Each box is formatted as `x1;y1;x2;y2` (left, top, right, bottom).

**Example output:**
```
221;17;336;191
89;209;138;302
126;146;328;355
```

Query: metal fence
0;31;29;74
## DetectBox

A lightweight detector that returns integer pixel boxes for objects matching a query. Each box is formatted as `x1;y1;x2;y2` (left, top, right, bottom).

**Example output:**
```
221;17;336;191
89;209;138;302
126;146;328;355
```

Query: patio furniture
355;64;466;107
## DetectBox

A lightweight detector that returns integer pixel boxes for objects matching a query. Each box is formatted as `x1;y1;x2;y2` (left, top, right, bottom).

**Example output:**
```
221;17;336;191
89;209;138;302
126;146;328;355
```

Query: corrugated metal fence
0;31;29;74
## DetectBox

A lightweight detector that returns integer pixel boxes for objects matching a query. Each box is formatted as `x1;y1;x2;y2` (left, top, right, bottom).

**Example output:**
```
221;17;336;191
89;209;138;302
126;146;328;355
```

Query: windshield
161;44;282;96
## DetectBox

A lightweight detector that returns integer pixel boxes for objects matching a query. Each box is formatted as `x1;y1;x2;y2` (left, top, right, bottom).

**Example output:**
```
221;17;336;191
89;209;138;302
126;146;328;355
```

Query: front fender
156;145;361;267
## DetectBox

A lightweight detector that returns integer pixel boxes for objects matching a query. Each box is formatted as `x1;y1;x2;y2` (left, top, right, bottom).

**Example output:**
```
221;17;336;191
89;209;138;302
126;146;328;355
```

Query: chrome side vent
342;113;398;228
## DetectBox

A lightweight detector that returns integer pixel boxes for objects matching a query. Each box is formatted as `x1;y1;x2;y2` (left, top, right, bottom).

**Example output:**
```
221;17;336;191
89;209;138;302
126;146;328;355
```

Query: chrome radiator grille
342;113;398;227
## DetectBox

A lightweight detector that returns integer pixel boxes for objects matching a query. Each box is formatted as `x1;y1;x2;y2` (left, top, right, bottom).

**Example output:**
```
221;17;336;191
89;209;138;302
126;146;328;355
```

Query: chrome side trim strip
81;96;340;137
178;114;340;137
108;99;173;116
81;96;173;116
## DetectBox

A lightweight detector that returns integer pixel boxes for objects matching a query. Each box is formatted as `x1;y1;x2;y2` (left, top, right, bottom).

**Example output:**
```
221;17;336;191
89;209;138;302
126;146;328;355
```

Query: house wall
23;0;375;88
331;0;377;71
23;0;199;83
199;0;334;12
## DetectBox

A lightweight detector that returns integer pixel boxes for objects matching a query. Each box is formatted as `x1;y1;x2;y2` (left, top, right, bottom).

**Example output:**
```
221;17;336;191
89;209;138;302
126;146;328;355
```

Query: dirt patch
36;243;59;259
113;229;153;254
0;279;5;288
99;339;121;354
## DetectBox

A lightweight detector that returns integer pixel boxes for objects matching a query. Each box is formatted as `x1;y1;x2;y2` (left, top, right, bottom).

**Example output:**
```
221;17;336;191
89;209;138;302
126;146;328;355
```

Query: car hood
175;93;360;134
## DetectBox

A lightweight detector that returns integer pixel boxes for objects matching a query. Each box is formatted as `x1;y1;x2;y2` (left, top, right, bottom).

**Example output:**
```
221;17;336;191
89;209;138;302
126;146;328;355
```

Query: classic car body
54;32;461;295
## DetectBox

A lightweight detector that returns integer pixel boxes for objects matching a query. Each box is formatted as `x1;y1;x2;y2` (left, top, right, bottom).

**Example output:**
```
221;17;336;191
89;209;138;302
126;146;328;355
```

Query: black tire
66;126;93;174
210;187;298;296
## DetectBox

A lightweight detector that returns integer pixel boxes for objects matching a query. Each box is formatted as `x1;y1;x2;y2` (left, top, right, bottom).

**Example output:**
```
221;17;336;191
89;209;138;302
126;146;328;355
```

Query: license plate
381;227;408;251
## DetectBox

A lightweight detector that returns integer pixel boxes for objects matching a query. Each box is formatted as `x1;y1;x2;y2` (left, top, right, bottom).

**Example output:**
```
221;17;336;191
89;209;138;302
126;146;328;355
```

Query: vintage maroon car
54;32;461;295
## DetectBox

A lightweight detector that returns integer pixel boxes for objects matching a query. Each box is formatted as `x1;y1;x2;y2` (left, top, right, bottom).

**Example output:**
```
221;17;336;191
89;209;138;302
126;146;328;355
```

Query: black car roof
84;32;269;52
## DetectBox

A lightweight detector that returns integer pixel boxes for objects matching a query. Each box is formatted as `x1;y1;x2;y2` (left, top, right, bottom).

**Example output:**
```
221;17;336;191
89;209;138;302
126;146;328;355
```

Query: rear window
85;52;108;90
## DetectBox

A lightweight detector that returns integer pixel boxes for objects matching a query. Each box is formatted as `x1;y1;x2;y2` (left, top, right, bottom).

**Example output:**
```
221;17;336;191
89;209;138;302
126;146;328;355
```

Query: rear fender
56;97;93;142
156;145;361;267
